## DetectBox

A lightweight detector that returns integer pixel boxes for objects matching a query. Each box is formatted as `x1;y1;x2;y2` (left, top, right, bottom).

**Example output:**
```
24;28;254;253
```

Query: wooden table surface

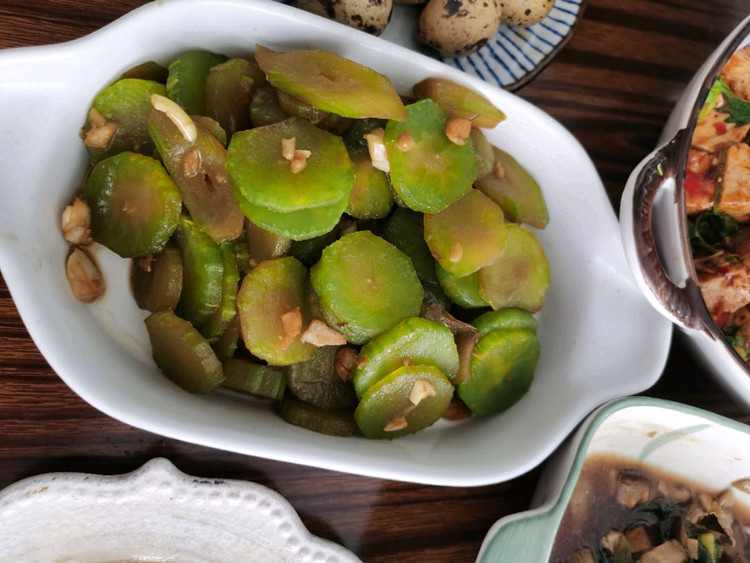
1;1;749;561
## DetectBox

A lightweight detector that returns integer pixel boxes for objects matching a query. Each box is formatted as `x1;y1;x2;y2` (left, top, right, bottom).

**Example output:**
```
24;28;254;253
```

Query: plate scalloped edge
0;457;361;563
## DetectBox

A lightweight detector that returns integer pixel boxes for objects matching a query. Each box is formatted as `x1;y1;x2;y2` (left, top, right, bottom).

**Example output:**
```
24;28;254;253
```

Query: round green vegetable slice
226;117;354;213
475;147;549;229
277;89;330;124
200;241;240;342
310;231;424;345
236;257;315;365
250;84;288;127
149;109;244;243
131;245;183;313
457;328;539;415
234;193;348;241
412;77;506;129
211;315;240;361
382;207;441;292
206;58;265;138
245;219;292;267
470;128;495;180
174;217;224;328
285;346;358;410
84;152;181;258
353;317;459;398
384;99;475;213
193;115;227;147
354;364;453;439
145;310;224;394
434;262;489;309
278;397;359;437
471;309;538;339
166;50;227;115
345;150;394;220
478;224;550;313
424;189;509;277
83;78;166;164
222;358;286;400
255;45;407;121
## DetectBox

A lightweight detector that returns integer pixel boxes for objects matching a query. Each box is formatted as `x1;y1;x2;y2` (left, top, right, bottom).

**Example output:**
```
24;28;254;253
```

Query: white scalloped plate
0;458;359;562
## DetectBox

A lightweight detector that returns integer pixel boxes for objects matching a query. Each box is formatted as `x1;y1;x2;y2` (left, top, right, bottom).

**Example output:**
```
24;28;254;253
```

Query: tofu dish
686;47;750;357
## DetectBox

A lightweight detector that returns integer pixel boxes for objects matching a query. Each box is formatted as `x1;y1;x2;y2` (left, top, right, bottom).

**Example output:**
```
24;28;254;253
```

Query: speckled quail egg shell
295;0;394;36
418;0;501;58
499;0;554;26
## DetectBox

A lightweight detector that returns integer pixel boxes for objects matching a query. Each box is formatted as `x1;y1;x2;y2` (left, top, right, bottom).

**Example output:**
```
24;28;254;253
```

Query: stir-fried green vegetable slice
200;241;240;342
166;50;227;115
250;83;288;127
478;224;550;313
149;107;244;243
353;317;459;398
310;231;424;345
174;217;224;328
412;77;505;128
255;45;407;121
424;189;509;277
458;328;539;415
279;398;359;437
83;78;167;164
475;147;549;229
245;219;292;267
227;117;354;213
346;150;394;219
206;58;265;138
211;315;241;361
285;346;358;410
384;99;475;213
222;358;286;400
132;245;183;313
472;308;538;338
237;257;315;365
84;152;181;258
354;364;453;439
145;310;224;394
434;262;488;309
235;194;349;241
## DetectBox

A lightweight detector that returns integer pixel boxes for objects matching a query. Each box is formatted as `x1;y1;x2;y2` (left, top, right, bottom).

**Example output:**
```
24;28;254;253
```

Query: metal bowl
620;16;750;411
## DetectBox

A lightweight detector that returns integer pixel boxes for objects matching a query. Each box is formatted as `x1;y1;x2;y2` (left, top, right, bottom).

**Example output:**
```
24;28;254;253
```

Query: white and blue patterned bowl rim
445;0;584;90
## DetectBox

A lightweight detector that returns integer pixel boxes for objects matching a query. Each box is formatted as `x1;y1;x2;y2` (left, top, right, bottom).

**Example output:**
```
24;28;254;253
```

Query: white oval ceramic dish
620;16;750;411
0;458;359;562
477;397;750;561
0;0;671;486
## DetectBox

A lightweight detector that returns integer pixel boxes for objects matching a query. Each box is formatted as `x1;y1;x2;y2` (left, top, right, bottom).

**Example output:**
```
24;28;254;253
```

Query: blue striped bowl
283;0;585;90
443;0;585;90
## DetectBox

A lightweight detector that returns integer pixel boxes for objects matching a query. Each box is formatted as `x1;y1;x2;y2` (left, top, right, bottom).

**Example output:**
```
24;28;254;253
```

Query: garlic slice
151;93;197;143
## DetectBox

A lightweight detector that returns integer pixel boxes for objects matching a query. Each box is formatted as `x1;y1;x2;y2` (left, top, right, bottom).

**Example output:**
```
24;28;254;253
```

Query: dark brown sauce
549;454;750;562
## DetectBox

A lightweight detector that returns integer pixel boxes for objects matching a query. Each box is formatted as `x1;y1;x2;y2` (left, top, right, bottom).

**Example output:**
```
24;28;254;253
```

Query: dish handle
476;505;561;562
619;131;714;334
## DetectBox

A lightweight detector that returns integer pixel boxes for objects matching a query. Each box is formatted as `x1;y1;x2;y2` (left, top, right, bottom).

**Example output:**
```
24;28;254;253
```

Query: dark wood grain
1;2;749;561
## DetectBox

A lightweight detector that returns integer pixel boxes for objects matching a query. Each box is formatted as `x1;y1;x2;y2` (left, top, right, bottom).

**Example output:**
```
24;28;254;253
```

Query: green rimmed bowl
477;397;750;561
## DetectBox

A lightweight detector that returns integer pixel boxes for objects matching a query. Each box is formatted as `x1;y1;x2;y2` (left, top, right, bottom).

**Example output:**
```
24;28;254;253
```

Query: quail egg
418;0;501;58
